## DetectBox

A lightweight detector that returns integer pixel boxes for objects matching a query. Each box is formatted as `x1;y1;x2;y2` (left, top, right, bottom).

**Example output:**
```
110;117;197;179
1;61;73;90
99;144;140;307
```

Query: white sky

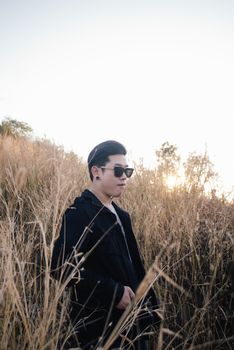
0;0;233;193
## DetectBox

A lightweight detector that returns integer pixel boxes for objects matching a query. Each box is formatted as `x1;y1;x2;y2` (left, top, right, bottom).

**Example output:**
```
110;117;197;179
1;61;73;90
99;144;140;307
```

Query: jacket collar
80;189;127;219
81;189;104;208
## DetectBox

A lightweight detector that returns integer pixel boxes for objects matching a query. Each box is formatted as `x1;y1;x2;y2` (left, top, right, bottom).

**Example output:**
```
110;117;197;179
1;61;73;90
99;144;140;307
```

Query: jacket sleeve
51;206;124;306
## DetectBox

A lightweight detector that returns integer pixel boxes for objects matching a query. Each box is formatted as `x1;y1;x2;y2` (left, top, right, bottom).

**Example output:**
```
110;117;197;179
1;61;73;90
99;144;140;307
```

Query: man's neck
89;186;113;207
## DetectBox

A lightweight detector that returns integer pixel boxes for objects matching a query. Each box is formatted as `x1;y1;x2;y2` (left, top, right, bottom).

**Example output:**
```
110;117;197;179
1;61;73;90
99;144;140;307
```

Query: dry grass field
0;135;233;349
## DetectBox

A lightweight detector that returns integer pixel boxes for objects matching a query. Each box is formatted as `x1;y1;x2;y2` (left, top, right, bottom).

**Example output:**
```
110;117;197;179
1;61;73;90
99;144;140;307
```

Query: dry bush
0;135;233;349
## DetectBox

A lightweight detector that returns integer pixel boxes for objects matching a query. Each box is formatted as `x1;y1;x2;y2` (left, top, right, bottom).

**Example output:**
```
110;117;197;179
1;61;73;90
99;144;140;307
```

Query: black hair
87;140;127;181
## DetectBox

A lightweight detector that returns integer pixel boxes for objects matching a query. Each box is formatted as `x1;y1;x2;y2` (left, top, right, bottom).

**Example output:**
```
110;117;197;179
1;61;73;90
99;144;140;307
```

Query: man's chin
111;191;122;198
109;187;125;199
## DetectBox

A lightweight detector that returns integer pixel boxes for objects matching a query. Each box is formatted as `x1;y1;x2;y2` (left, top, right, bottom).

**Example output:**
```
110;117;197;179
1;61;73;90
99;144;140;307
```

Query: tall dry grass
120;167;234;349
0;135;233;349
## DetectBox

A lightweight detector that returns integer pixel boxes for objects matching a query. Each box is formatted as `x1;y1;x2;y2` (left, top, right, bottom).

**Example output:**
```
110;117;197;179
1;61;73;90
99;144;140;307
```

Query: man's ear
91;165;100;179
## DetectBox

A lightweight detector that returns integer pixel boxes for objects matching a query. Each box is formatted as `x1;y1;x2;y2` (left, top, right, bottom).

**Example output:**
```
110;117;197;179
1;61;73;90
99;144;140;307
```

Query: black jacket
51;189;159;348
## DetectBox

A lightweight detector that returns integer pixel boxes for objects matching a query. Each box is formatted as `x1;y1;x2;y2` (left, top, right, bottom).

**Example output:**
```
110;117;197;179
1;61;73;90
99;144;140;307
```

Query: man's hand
116;286;135;310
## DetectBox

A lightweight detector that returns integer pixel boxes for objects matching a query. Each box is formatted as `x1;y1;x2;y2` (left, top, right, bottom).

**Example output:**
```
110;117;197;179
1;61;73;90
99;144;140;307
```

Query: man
51;140;159;349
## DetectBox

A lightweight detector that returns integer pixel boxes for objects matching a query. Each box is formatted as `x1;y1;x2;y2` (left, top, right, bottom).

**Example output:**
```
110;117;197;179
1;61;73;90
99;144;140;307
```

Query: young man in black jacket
51;140;159;349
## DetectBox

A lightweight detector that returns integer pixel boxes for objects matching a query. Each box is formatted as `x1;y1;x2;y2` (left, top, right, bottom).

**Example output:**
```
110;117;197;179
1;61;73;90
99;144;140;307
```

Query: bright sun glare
165;171;186;190
166;175;178;189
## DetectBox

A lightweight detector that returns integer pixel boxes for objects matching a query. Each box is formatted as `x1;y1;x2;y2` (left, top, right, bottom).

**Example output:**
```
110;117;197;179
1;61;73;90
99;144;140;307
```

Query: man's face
96;154;129;198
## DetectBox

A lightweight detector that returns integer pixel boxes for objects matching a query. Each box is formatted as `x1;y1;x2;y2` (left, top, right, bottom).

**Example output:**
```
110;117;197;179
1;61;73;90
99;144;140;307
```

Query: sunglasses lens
114;167;124;177
125;168;134;178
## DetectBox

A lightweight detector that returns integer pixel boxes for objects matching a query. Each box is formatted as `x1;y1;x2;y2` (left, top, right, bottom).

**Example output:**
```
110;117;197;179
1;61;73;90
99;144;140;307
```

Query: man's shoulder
64;190;97;219
64;194;88;218
112;202;130;220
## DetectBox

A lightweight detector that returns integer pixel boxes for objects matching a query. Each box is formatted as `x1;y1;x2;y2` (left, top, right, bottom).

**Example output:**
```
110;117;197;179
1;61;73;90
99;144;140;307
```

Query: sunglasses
101;166;134;178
